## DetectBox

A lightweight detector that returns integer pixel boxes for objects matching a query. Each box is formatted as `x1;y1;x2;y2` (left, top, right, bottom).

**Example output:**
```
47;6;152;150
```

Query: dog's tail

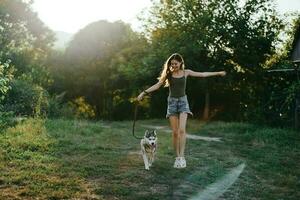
132;101;143;140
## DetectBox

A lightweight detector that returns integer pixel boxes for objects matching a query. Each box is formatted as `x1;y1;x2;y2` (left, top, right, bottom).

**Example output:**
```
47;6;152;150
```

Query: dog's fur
140;130;157;170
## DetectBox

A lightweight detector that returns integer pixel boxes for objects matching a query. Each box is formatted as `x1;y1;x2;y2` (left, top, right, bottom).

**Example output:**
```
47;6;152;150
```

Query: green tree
50;20;147;119
262;14;300;126
0;0;55;117
141;0;283;121
0;0;54;62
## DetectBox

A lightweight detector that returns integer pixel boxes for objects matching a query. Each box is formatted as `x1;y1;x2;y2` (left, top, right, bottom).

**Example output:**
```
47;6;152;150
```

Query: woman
137;53;226;168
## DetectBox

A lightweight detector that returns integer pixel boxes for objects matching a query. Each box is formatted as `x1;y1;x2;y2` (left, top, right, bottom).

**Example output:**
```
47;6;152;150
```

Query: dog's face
144;130;157;147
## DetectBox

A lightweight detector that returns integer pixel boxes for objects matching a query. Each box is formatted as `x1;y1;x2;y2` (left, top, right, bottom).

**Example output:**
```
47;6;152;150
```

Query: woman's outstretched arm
185;69;226;78
137;81;164;101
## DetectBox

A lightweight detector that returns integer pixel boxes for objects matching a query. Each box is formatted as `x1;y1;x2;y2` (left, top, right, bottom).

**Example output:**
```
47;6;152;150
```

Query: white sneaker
173;157;181;168
180;157;186;168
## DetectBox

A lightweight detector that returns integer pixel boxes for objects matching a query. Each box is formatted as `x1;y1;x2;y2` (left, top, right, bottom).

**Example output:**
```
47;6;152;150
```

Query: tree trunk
203;91;210;120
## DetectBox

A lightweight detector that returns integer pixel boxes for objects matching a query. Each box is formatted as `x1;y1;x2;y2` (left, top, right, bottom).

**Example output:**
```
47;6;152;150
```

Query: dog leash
132;101;143;140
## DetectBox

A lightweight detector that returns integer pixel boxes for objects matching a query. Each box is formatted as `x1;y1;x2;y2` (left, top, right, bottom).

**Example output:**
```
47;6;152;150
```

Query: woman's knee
172;130;179;137
179;128;185;135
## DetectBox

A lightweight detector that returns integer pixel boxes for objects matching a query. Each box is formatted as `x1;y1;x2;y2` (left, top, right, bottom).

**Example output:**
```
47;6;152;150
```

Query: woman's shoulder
184;69;192;77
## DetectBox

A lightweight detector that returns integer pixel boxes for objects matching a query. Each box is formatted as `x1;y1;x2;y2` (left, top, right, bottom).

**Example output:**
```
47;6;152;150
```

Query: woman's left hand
219;71;226;76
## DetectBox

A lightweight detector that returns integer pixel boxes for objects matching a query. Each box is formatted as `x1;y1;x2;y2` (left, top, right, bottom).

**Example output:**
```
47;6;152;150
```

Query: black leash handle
132;101;143;140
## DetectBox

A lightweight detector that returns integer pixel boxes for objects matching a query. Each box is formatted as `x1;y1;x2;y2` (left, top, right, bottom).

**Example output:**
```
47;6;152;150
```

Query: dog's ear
144;130;149;136
153;130;157;136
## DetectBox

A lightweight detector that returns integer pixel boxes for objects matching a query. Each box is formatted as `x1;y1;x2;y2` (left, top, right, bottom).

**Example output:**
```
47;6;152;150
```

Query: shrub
0;109;15;132
0;61;13;102
0;61;14;130
68;96;96;119
3;79;49;117
47;92;75;119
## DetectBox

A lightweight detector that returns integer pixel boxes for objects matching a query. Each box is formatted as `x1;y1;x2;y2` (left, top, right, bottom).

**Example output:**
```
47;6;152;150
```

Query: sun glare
32;0;152;33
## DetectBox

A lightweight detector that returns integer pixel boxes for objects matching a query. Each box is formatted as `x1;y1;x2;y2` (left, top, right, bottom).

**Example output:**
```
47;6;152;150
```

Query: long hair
158;53;185;87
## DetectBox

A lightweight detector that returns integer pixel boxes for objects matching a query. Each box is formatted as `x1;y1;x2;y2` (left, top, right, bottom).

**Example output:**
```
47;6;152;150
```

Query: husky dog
141;130;157;170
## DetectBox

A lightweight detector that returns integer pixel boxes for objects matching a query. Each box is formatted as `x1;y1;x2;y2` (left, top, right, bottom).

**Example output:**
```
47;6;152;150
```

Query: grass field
0;118;299;199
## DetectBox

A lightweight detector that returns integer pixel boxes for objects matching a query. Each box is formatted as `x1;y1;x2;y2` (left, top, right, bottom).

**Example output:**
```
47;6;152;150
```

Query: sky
32;0;300;34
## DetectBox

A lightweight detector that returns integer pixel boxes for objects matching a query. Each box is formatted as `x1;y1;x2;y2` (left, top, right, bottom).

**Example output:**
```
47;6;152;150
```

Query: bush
0;61;13;102
0;61;14;130
68;96;96;119
47;95;95;119
3;79;49;117
0;110;15;132
47;92;75;119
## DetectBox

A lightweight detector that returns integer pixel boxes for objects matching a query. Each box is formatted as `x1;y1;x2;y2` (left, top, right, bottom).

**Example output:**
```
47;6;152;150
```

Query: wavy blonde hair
158;53;185;87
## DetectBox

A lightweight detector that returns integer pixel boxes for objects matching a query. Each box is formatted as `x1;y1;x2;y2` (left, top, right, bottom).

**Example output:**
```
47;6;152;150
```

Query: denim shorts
166;95;193;118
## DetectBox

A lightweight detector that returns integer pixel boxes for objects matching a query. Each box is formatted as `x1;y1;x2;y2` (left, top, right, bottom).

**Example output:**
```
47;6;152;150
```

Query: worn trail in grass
188;163;246;200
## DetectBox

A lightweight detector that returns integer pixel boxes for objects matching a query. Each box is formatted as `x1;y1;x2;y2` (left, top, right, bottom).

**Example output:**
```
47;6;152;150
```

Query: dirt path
188;163;246;200
141;124;222;142
186;134;221;142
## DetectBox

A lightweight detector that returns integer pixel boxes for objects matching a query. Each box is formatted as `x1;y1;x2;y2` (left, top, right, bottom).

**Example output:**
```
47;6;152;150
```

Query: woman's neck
172;69;184;77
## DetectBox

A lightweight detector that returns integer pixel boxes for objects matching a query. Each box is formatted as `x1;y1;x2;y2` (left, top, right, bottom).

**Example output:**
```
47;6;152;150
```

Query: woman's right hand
137;92;144;101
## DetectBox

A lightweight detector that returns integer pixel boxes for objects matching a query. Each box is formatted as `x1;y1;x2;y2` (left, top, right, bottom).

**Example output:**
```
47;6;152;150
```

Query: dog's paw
145;167;150;170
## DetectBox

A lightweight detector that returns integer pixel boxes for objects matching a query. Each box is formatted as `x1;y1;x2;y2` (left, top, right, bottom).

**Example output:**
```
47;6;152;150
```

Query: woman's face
170;59;181;72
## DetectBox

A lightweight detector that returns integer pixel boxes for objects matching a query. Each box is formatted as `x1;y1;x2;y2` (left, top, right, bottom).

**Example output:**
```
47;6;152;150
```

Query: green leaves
0;61;13;104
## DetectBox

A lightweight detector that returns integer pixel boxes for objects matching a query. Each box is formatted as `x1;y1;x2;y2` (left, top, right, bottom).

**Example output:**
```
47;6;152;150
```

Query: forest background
1;0;300;129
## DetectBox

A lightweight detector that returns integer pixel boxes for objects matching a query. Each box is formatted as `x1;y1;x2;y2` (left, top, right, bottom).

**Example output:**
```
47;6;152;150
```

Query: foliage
3;79;49;117
260;15;300;126
138;0;284;121
49;20;150;119
0;110;15;131
46;92;74;119
0;0;54;87
0;60;14;130
0;61;13;103
45;0;290;122
0;0;55;123
11;49;54;89
0;0;54;59
68;96;96;119
65;20;134;62
1;0;296;127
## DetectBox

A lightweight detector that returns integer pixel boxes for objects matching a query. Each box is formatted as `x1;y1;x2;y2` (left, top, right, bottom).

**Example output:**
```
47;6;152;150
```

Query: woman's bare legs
169;113;188;157
178;113;188;157
169;115;179;157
